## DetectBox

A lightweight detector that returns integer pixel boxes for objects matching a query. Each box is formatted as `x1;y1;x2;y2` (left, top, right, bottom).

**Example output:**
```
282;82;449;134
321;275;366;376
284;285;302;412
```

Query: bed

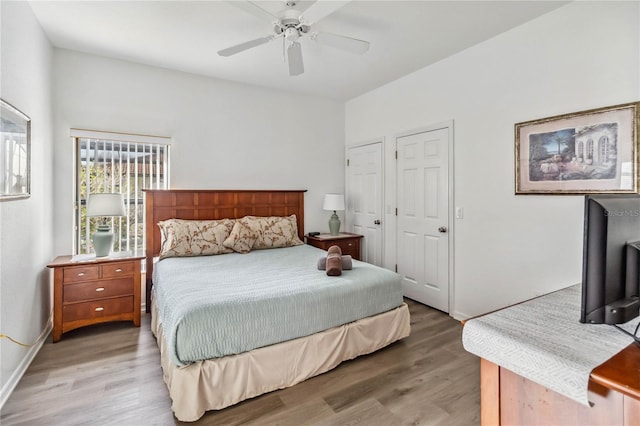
145;189;411;422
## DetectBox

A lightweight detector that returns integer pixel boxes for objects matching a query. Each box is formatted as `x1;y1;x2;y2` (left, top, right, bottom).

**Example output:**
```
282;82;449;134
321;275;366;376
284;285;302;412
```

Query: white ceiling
28;0;569;101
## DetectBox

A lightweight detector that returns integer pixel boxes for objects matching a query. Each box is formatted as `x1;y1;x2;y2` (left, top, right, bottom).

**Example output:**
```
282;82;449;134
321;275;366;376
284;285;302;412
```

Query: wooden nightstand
305;232;363;260
47;255;144;342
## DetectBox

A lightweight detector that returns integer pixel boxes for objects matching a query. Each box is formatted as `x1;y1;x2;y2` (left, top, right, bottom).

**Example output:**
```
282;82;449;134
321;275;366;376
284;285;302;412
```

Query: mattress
152;244;404;366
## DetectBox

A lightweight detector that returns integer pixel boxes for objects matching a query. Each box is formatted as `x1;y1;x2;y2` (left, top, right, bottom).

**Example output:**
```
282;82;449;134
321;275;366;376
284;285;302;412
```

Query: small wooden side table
305;232;363;260
47;255;144;342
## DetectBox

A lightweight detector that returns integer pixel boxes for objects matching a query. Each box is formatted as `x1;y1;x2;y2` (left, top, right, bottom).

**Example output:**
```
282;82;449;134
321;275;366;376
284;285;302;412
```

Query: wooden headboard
144;189;306;310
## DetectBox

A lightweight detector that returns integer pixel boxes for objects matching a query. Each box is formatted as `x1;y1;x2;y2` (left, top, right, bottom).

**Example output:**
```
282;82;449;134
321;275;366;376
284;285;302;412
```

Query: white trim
70;128;171;145
0;315;53;410
345;136;383;149
447;121;456;318
394;121;452;140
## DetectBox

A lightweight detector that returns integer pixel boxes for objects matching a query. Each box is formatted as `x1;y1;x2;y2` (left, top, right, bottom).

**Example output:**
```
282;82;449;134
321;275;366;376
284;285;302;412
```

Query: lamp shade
87;193;126;217
323;193;345;211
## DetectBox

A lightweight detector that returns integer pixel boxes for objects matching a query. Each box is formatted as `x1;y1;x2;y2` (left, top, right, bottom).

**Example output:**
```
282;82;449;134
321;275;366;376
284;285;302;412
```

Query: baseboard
452;310;472;322
0;317;52;410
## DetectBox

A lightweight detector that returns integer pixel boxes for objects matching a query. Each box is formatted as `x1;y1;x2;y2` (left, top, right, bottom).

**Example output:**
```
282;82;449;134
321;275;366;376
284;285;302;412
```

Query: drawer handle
77;272;85;277
95;307;104;312
114;268;122;273
95;287;105;292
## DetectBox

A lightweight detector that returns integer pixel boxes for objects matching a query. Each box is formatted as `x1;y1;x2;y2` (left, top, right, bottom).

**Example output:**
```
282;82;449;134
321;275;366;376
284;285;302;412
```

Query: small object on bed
326;245;343;276
317;255;353;270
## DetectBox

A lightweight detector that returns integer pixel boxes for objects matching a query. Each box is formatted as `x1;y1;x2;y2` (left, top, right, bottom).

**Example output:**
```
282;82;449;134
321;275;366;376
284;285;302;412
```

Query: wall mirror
1;99;30;200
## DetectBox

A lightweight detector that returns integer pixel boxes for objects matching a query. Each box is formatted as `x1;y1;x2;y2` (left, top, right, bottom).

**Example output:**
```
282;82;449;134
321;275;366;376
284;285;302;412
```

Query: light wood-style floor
1;299;480;425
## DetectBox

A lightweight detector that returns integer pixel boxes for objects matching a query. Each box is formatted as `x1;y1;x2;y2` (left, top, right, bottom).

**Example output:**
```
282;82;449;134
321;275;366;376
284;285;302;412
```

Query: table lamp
87;193;126;257
323;193;345;236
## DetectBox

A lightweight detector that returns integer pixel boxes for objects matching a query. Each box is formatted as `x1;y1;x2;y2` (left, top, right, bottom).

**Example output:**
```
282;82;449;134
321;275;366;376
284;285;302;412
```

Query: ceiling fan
218;0;370;76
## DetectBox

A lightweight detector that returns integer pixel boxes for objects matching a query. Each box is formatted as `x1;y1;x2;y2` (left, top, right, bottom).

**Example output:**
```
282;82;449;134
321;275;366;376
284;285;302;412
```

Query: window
73;129;170;255
576;141;583;160
598;136;610;164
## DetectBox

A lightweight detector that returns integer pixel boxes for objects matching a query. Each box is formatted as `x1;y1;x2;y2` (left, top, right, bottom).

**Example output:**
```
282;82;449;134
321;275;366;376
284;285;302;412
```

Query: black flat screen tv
580;194;640;324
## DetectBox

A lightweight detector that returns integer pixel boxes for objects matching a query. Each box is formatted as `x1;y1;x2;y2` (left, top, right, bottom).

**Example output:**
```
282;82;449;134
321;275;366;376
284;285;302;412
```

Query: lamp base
92;225;114;257
329;211;341;236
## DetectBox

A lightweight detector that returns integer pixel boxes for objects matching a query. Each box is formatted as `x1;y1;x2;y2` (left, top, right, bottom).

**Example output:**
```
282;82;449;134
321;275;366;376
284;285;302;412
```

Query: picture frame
1;99;31;200
515;102;639;195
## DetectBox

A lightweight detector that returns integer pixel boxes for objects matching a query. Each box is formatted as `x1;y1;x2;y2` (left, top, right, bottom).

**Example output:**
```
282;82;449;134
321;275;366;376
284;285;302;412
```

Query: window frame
72;129;171;256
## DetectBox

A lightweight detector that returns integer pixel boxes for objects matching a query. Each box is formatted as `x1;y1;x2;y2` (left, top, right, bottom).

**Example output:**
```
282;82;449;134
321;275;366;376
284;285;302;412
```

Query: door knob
374;219;381;225
438;226;448;233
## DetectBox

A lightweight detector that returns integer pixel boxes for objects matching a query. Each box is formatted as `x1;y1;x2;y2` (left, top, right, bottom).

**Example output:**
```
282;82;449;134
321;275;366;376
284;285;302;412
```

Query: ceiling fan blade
218;36;274;57
226;1;277;22
287;42;304;76
300;0;351;25
314;32;370;54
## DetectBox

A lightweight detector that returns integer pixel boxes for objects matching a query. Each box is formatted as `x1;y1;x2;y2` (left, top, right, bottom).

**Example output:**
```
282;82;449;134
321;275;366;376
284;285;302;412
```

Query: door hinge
395;150;398;159
395;264;398;272
395;208;398;216
347;158;350;166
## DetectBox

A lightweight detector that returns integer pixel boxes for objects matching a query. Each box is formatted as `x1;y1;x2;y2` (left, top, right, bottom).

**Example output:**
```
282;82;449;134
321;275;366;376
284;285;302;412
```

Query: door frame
395;120;455;314
345;137;385;266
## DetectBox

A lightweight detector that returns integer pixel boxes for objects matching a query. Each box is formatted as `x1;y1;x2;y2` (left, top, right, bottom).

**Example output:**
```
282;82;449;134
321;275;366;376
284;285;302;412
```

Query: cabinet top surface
462;284;639;405
47;255;145;268
306;232;363;241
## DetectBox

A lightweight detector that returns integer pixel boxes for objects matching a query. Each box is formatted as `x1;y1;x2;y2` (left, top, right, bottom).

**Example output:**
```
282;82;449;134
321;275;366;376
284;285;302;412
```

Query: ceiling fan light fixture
284;27;299;41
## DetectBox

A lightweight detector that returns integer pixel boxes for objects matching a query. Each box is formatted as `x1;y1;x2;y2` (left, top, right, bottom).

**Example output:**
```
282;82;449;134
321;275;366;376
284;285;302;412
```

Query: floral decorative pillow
158;218;235;259
242;215;304;250
222;221;259;254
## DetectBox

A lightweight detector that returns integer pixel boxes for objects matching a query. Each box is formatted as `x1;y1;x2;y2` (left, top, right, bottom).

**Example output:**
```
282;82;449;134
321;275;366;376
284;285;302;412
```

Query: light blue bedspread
153;244;403;366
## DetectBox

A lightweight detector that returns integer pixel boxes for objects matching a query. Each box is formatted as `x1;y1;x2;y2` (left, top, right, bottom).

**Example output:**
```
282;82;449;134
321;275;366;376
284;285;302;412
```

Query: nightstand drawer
333;240;356;254
63;278;134;303
63;296;134;322
63;265;100;283
102;262;135;278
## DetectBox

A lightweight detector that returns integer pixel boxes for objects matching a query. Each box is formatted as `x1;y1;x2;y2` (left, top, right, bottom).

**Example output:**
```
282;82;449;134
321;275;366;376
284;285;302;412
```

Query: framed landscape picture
515;102;639;194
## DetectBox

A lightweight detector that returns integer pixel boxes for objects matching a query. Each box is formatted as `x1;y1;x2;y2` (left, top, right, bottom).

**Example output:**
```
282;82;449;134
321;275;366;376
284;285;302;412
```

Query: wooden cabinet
480;350;640;426
305;233;363;260
47;255;144;342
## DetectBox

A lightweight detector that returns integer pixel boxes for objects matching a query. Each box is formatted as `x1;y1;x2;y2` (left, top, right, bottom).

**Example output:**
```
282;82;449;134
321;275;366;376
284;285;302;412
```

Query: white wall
345;1;640;319
52;50;345;255
0;1;54;404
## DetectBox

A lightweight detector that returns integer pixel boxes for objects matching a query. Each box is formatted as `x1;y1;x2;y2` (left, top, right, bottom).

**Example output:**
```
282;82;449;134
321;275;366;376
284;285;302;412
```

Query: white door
346;142;383;265
397;127;450;312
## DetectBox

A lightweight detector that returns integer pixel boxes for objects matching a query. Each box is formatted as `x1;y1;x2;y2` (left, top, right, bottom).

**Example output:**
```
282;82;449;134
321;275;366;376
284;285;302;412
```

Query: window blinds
72;129;170;255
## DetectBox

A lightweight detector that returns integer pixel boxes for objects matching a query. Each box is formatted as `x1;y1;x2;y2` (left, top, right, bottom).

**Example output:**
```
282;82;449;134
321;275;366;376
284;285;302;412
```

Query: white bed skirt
151;298;411;422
